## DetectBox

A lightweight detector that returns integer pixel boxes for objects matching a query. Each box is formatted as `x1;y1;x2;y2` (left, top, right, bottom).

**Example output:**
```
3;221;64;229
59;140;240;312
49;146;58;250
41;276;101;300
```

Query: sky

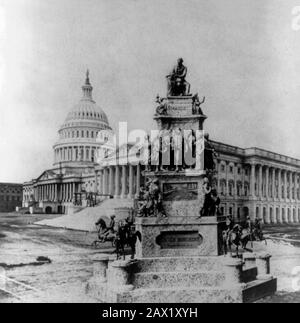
0;0;300;183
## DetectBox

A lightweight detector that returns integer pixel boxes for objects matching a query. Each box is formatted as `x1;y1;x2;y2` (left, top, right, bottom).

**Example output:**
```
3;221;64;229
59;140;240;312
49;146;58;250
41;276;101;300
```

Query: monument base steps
86;255;277;303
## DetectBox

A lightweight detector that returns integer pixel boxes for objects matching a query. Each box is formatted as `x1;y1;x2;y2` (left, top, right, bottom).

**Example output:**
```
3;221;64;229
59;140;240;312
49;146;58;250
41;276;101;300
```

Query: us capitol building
22;72;300;225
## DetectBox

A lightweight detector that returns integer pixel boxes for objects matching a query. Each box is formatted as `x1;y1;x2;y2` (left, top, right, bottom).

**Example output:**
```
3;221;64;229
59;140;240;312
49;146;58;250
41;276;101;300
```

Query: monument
87;59;277;303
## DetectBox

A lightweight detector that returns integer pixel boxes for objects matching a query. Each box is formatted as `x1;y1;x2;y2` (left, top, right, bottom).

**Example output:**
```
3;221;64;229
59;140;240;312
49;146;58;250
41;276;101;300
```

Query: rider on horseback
102;215;116;242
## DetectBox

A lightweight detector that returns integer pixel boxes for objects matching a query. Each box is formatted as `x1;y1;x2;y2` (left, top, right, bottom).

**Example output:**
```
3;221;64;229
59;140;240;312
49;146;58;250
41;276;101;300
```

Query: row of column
97;164;142;199
255;204;300;224
217;161;248;198
250;164;300;201
54;146;99;163
36;183;77;202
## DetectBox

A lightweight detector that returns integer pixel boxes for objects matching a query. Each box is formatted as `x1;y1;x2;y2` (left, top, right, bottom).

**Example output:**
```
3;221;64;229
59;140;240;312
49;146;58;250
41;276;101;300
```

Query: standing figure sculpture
136;178;166;217
198;177;212;218
166;58;190;96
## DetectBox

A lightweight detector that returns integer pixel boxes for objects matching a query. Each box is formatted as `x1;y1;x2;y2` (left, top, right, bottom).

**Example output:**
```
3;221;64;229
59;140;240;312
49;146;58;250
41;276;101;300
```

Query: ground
0;212;300;303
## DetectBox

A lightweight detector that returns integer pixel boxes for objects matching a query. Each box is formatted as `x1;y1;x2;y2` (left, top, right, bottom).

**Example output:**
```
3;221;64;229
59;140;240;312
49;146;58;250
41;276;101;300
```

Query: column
69;183;72;201
241;168;245;196
54;184;57;202
135;164;141;198
115;166;121;198
278;169;282;199
295;173;298;200
266;206;270;224
217;163;220;194
225;162;228;197
121;165;127;199
258;165;262;198
272;168;275;199
279;207;282;223
265;166;269;199
102;169;107;195
290;172;293;201
99;170;103;195
250;164;255;197
234;164;237;198
283;170;287;200
66;183;69;202
109;166;114;196
49;184;52;201
128;165;134;198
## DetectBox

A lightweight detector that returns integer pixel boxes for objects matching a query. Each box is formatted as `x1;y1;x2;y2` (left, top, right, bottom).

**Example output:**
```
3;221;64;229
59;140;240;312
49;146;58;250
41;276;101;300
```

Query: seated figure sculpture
166;58;190;96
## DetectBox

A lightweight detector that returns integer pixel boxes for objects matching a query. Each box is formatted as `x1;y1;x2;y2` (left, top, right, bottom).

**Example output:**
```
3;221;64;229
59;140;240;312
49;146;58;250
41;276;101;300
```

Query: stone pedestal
223;258;244;288
92;254;109;283
243;253;256;269
107;260;136;292
135;216;225;258
256;253;272;280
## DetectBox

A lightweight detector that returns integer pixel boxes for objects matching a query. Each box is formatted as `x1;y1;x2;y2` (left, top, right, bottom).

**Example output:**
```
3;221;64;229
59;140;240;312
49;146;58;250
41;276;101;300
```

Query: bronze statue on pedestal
166;58;191;96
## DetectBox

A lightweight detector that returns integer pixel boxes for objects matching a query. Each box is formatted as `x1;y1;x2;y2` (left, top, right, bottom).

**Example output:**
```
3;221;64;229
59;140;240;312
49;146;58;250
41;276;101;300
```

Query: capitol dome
53;71;112;167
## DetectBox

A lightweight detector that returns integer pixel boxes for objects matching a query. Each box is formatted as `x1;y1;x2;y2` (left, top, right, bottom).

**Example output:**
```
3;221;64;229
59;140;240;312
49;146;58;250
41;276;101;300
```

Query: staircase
97;255;277;303
35;198;134;231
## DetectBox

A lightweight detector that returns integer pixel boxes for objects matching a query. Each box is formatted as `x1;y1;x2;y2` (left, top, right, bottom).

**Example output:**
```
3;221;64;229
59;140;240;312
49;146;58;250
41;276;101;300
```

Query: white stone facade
22;72;112;214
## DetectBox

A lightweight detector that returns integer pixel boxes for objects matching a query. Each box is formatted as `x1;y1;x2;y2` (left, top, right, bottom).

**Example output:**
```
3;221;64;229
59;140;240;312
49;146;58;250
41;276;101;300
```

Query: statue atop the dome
85;69;90;85
166;58;191;96
82;69;93;100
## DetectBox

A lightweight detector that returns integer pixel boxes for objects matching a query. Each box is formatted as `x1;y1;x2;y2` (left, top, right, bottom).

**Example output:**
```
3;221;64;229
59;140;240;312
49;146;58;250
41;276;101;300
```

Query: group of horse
92;218;141;260
92;216;267;259
221;221;267;256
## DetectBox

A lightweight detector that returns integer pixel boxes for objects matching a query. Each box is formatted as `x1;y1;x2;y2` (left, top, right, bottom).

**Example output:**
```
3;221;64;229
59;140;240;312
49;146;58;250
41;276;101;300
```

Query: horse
222;224;267;256
114;221;142;260
222;225;242;257
92;218;116;248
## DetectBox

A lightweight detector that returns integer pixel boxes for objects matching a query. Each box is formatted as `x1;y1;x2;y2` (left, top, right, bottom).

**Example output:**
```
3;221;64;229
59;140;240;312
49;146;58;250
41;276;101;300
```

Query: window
229;166;233;173
221;164;225;172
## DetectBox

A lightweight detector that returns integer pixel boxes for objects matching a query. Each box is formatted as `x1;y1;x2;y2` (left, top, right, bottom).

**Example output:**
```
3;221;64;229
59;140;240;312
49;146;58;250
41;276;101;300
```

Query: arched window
220;180;226;195
228;181;234;196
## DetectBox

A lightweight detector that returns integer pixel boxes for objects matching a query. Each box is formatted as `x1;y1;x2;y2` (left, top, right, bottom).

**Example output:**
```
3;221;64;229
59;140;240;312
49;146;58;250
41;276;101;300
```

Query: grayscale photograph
0;0;300;306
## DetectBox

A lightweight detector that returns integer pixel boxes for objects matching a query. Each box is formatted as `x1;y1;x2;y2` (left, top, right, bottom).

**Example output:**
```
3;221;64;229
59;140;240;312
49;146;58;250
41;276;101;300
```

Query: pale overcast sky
1;0;300;183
